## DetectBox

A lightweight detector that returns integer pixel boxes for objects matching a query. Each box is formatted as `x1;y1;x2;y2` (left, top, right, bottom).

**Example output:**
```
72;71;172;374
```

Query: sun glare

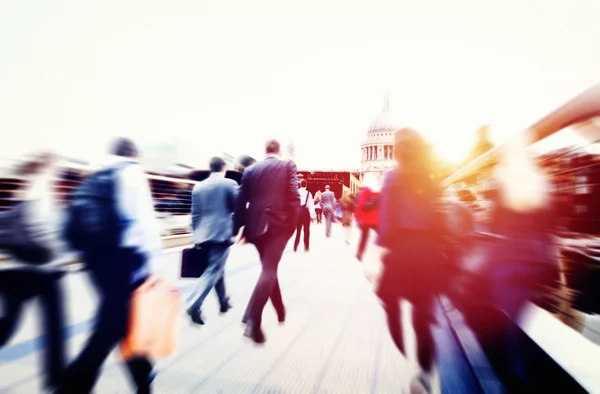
432;138;471;165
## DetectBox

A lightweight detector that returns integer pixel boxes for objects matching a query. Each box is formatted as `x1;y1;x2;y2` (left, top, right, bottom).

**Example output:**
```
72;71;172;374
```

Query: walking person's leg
410;300;436;394
38;270;66;390
383;296;404;355
325;211;332;237
214;275;231;313
293;219;302;252
58;274;131;393
186;245;230;323
269;277;286;322
244;234;288;343
303;214;311;251
356;224;370;261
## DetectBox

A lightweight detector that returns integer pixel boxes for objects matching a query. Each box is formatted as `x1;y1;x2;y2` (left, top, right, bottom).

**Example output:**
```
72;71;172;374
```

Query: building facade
360;95;401;185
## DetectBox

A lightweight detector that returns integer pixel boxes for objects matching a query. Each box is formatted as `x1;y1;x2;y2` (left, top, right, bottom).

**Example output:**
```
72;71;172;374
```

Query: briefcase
180;245;209;278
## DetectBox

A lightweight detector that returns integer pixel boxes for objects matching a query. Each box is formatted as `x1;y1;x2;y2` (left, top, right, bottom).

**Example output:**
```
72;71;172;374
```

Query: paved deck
0;224;434;393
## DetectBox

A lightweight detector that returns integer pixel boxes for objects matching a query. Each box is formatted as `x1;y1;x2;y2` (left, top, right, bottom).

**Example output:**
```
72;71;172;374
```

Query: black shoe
187;309;205;325
244;324;266;344
220;299;232;314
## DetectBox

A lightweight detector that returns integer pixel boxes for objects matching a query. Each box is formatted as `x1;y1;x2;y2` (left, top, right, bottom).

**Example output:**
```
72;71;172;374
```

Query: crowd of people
0;127;559;393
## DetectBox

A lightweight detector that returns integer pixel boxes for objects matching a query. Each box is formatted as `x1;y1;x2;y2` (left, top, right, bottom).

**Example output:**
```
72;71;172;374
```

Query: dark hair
209;156;227;172
236;155;256;172
111;138;138;158
265;139;281;155
299;179;307;188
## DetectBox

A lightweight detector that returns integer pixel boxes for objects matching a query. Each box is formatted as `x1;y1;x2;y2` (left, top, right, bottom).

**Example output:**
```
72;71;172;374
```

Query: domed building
360;95;401;184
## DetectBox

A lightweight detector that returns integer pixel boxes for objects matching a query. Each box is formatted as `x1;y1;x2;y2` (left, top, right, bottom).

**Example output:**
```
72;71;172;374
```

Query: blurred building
360;95;401;184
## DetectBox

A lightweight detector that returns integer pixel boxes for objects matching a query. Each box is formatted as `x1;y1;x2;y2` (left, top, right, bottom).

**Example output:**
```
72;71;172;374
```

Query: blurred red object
120;276;181;360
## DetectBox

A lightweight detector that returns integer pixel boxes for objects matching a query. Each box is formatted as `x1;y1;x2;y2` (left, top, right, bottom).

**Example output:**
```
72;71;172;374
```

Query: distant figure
186;156;237;325
320;185;336;238
354;173;380;261
293;179;316;252
235;139;300;344
313;190;323;224
338;189;355;244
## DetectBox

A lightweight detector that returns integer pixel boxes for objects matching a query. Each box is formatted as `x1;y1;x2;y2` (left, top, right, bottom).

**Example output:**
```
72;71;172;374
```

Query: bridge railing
442;83;600;392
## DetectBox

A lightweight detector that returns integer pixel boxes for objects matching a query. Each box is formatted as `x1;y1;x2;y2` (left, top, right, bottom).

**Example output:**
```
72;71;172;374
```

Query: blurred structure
360;94;401;184
443;83;600;392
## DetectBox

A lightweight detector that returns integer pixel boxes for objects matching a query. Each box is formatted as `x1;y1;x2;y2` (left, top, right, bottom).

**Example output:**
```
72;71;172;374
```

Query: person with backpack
293;179;316;252
59;138;164;394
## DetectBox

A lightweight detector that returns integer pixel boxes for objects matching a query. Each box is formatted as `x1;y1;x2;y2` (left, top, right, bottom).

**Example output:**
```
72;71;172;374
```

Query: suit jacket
234;156;300;243
320;190;336;212
191;173;238;245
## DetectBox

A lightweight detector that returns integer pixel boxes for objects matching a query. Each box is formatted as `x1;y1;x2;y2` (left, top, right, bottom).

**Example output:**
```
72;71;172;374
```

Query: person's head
495;132;548;213
325;185;330;192
342;188;351;201
299;179;307;189
314;190;322;198
209;156;227;173
265;139;281;157
111;137;138;159
235;155;256;173
18;152;56;177
394;127;437;194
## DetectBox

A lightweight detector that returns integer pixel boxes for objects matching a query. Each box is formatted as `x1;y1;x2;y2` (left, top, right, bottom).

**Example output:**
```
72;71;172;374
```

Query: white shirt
298;187;316;219
109;155;164;278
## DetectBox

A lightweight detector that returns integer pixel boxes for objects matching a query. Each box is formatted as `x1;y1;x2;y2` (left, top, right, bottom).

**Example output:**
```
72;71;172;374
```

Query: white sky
1;0;599;169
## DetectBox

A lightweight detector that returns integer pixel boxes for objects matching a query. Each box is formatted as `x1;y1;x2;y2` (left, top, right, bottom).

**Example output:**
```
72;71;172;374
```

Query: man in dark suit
186;157;238;325
234;139;300;344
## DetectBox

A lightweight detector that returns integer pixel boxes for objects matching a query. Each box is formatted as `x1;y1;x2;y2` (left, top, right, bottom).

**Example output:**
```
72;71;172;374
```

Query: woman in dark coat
375;128;445;393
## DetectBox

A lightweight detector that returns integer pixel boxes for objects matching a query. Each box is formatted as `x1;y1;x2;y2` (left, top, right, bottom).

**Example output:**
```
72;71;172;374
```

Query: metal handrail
443;83;600;187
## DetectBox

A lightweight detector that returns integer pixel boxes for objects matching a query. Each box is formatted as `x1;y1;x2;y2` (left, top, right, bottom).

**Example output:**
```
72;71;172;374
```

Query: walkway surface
0;224;433;393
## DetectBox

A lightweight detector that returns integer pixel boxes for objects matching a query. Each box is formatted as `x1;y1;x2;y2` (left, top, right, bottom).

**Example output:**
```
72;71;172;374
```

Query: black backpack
63;162;132;253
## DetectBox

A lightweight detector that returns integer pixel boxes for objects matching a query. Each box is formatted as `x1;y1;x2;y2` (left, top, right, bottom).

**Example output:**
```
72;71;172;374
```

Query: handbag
120;276;181;359
180;244;209;278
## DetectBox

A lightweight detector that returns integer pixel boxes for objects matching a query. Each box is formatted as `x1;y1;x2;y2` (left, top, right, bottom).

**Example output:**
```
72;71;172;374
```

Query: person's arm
286;162;301;226
307;192;316;219
191;185;201;232
234;168;250;236
375;172;395;248
117;164;164;274
226;179;238;213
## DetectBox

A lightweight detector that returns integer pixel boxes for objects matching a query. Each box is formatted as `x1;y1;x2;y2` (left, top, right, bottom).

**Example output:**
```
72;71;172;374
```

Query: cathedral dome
365;95;402;142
